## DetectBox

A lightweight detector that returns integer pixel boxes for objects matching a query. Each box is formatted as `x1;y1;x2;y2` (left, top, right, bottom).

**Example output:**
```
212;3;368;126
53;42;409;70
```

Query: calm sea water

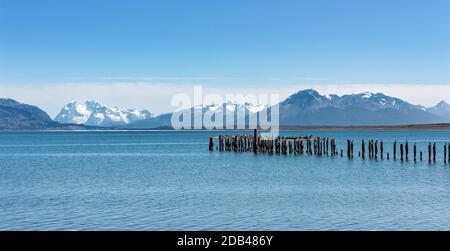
1;130;450;230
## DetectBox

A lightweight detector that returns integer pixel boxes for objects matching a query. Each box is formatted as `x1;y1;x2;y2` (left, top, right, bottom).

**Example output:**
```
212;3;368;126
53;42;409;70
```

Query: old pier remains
209;130;449;164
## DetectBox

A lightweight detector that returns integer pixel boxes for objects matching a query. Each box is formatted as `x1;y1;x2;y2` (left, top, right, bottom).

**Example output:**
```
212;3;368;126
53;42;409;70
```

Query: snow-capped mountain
54;100;154;127
127;102;268;128
278;89;444;126
199;102;267;114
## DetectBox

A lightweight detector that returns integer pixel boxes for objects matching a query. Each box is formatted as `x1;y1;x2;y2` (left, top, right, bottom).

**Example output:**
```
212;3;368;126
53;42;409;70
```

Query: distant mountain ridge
277;89;447;126
1;89;449;130
54;100;154;127
126;102;268;129
120;89;449;128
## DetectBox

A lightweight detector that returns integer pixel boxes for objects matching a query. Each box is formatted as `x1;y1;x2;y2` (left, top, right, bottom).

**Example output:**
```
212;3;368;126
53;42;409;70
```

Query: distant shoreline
148;123;450;131
277;123;450;131
2;123;450;131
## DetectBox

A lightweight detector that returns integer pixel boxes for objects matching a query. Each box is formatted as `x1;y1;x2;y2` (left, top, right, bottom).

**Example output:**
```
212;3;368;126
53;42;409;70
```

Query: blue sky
0;0;449;115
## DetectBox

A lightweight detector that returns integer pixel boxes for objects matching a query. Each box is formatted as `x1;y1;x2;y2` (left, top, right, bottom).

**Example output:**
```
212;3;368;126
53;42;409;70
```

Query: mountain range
1;89;449;130
278;89;448;126
54;100;154;127
54;89;450;128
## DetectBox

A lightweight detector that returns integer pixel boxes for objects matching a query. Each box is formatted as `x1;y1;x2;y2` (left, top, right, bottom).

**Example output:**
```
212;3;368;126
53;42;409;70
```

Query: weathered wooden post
433;143;436;162
370;140;376;159
448;143;450;163
350;140;354;158
445;143;447;164
361;140;365;159
307;138;311;155
300;139;304;154
428;143;431;162
317;138;320;156
414;143;417;162
393;140;397;160
276;137;280;154
333;139;336;156
400;143;404;161
332;139;335;156
329;139;333;156
375;140;378;159
380;140;384;159
223;136;226;151
405;141;409;160
315;138;318;155
347;140;350;158
331;139;334;156
317;138;320;155
209;136;214;151
305;138;308;155
253;129;258;154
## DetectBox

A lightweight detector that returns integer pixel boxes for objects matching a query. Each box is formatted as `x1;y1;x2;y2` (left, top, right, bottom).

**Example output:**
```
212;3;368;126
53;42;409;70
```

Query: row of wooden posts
208;129;450;163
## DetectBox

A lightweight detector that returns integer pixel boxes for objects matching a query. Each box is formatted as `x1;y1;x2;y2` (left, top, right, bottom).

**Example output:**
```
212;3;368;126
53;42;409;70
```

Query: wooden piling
433;143;436;162
375;140;378;159
347;140;350;158
361;140;365;159
405;141;409;160
448;143;450;162
380;140;383;159
393;140;397;160
445;143;447;164
371;140;375;159
414;143;417;162
428;143;431;162
400;143;404;161
209;136;214;151
350;140;354;158
253;129;258;153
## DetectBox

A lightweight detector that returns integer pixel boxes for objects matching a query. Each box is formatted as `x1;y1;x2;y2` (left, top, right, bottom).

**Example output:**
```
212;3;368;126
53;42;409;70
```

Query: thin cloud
94;76;232;81
268;77;329;81
292;77;329;81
